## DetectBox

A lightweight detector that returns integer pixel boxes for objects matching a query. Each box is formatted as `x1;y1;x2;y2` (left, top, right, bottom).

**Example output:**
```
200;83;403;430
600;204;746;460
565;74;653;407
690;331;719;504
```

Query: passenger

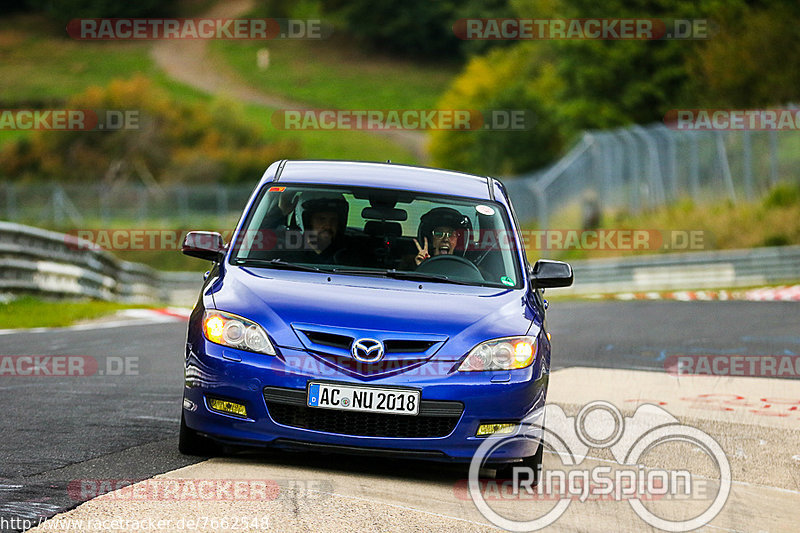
413;207;470;266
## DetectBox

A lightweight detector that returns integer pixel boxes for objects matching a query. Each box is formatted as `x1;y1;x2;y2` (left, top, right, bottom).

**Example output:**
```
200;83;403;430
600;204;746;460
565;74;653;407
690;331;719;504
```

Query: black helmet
299;193;349;236
418;207;471;255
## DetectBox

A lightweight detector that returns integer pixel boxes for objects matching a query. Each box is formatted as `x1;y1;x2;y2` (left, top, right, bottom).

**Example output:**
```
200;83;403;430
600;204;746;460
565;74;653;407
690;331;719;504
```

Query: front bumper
183;340;548;462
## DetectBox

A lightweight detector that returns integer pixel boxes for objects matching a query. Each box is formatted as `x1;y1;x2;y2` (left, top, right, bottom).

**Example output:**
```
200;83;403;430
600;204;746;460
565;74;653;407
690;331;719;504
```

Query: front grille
303;331;351;350
266;404;460;438
300;331;437;355
310;354;429;376
293;324;446;361
264;387;463;438
384;340;437;354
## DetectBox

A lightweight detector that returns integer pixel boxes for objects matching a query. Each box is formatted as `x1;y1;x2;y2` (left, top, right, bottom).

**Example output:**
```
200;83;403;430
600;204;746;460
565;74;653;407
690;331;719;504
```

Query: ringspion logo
468;402;730;531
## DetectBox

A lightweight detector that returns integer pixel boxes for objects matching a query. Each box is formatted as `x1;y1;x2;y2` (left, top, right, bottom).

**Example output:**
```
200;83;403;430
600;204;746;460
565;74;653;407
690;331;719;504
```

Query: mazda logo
351;338;384;363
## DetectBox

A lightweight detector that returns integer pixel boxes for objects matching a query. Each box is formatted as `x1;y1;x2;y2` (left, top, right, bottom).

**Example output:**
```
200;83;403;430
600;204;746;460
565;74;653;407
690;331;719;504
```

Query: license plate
307;382;420;416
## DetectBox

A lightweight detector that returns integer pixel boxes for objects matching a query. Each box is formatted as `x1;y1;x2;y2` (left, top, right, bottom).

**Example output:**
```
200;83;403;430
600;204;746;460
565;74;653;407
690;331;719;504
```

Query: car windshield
230;184;522;288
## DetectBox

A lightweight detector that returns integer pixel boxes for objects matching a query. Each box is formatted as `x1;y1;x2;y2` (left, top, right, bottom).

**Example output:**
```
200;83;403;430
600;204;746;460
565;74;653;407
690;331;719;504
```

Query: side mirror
529;259;573;288
182;231;225;261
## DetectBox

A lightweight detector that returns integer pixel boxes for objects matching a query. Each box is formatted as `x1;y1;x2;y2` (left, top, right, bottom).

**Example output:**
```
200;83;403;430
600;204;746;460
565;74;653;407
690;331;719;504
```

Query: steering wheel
473;239;499;267
416;254;484;282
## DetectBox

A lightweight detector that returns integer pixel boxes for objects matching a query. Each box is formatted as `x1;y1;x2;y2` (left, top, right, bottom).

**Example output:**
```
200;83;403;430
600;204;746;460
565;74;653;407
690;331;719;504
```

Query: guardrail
557;245;800;296
0;221;201;304
2;221;798;303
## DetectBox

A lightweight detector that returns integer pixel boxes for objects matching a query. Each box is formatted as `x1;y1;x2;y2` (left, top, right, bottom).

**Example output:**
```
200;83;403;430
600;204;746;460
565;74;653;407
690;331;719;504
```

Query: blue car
179;160;572;473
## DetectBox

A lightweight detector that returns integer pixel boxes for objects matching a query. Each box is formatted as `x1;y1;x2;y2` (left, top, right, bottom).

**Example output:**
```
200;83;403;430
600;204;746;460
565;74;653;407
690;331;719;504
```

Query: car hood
209;266;537;360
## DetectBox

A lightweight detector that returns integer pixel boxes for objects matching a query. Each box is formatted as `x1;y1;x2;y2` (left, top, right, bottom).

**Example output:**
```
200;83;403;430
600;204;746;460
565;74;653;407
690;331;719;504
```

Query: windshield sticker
500;276;514;286
475;205;495;216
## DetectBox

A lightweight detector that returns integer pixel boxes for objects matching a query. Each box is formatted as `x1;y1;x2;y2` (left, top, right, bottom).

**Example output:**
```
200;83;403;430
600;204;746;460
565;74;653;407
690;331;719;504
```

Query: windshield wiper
379;269;473;285
329;267;473;285
233;258;324;272
234;260;473;285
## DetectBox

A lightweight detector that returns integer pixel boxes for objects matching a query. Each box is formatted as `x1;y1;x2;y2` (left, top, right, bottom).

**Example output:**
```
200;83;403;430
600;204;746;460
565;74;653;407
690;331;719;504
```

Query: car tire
494;440;544;482
179;412;221;456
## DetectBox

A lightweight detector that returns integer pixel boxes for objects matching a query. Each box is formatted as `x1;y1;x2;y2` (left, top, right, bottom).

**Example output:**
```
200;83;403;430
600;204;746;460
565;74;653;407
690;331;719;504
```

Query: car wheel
494;440;544;482
179;412;221;456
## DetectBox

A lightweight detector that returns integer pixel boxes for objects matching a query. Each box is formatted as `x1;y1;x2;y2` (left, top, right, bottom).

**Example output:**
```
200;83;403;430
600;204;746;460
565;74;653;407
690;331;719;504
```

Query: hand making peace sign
413;237;430;266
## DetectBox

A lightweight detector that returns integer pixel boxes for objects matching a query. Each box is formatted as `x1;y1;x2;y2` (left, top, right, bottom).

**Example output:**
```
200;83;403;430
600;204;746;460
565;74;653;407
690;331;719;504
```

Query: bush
763;183;800;209
686;2;800;107
429;45;566;175
0;76;301;183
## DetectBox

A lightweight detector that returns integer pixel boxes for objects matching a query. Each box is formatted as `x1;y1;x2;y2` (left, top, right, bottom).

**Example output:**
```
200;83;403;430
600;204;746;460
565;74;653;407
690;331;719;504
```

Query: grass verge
237;102;417;163
522;182;800;262
0;14;419;163
0;296;154;329
0;15;155;103
211;36;459;111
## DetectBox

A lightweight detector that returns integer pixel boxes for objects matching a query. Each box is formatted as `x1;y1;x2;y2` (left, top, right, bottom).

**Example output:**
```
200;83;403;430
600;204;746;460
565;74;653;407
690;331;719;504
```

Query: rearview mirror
529;259;573;288
361;206;408;221
182;231;225;261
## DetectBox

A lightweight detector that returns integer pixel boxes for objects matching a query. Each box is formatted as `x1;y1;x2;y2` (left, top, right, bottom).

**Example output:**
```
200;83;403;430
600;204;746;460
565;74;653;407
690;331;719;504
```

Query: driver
262;190;350;263
413;207;470;266
300;196;348;259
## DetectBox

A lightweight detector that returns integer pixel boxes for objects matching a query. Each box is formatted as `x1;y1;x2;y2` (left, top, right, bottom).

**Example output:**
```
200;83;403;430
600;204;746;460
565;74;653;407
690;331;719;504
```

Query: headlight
458;336;537;371
202;310;275;355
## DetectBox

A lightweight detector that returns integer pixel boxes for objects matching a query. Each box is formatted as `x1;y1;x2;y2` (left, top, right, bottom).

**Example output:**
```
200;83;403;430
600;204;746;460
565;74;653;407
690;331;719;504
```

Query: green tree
25;0;177;21
432;0;800;175
430;44;566;175
317;0;515;58
687;1;800;107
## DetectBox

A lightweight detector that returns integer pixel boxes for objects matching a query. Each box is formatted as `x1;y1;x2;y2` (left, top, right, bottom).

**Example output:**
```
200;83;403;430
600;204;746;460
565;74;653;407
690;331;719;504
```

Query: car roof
265;160;494;200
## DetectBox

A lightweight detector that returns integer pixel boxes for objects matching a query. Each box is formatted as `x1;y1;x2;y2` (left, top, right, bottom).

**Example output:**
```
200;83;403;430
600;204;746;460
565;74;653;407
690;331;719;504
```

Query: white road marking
0;308;191;336
280;486;499;529
133;416;178;423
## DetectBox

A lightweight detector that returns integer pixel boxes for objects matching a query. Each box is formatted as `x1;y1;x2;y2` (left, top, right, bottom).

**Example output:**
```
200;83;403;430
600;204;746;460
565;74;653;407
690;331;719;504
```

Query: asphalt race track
1;301;798;532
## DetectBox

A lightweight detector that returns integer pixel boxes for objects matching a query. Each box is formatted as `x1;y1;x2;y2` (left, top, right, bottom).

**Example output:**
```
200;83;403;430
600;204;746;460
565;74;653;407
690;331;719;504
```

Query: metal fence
505;122;800;228
3;123;800;232
0;183;255;228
